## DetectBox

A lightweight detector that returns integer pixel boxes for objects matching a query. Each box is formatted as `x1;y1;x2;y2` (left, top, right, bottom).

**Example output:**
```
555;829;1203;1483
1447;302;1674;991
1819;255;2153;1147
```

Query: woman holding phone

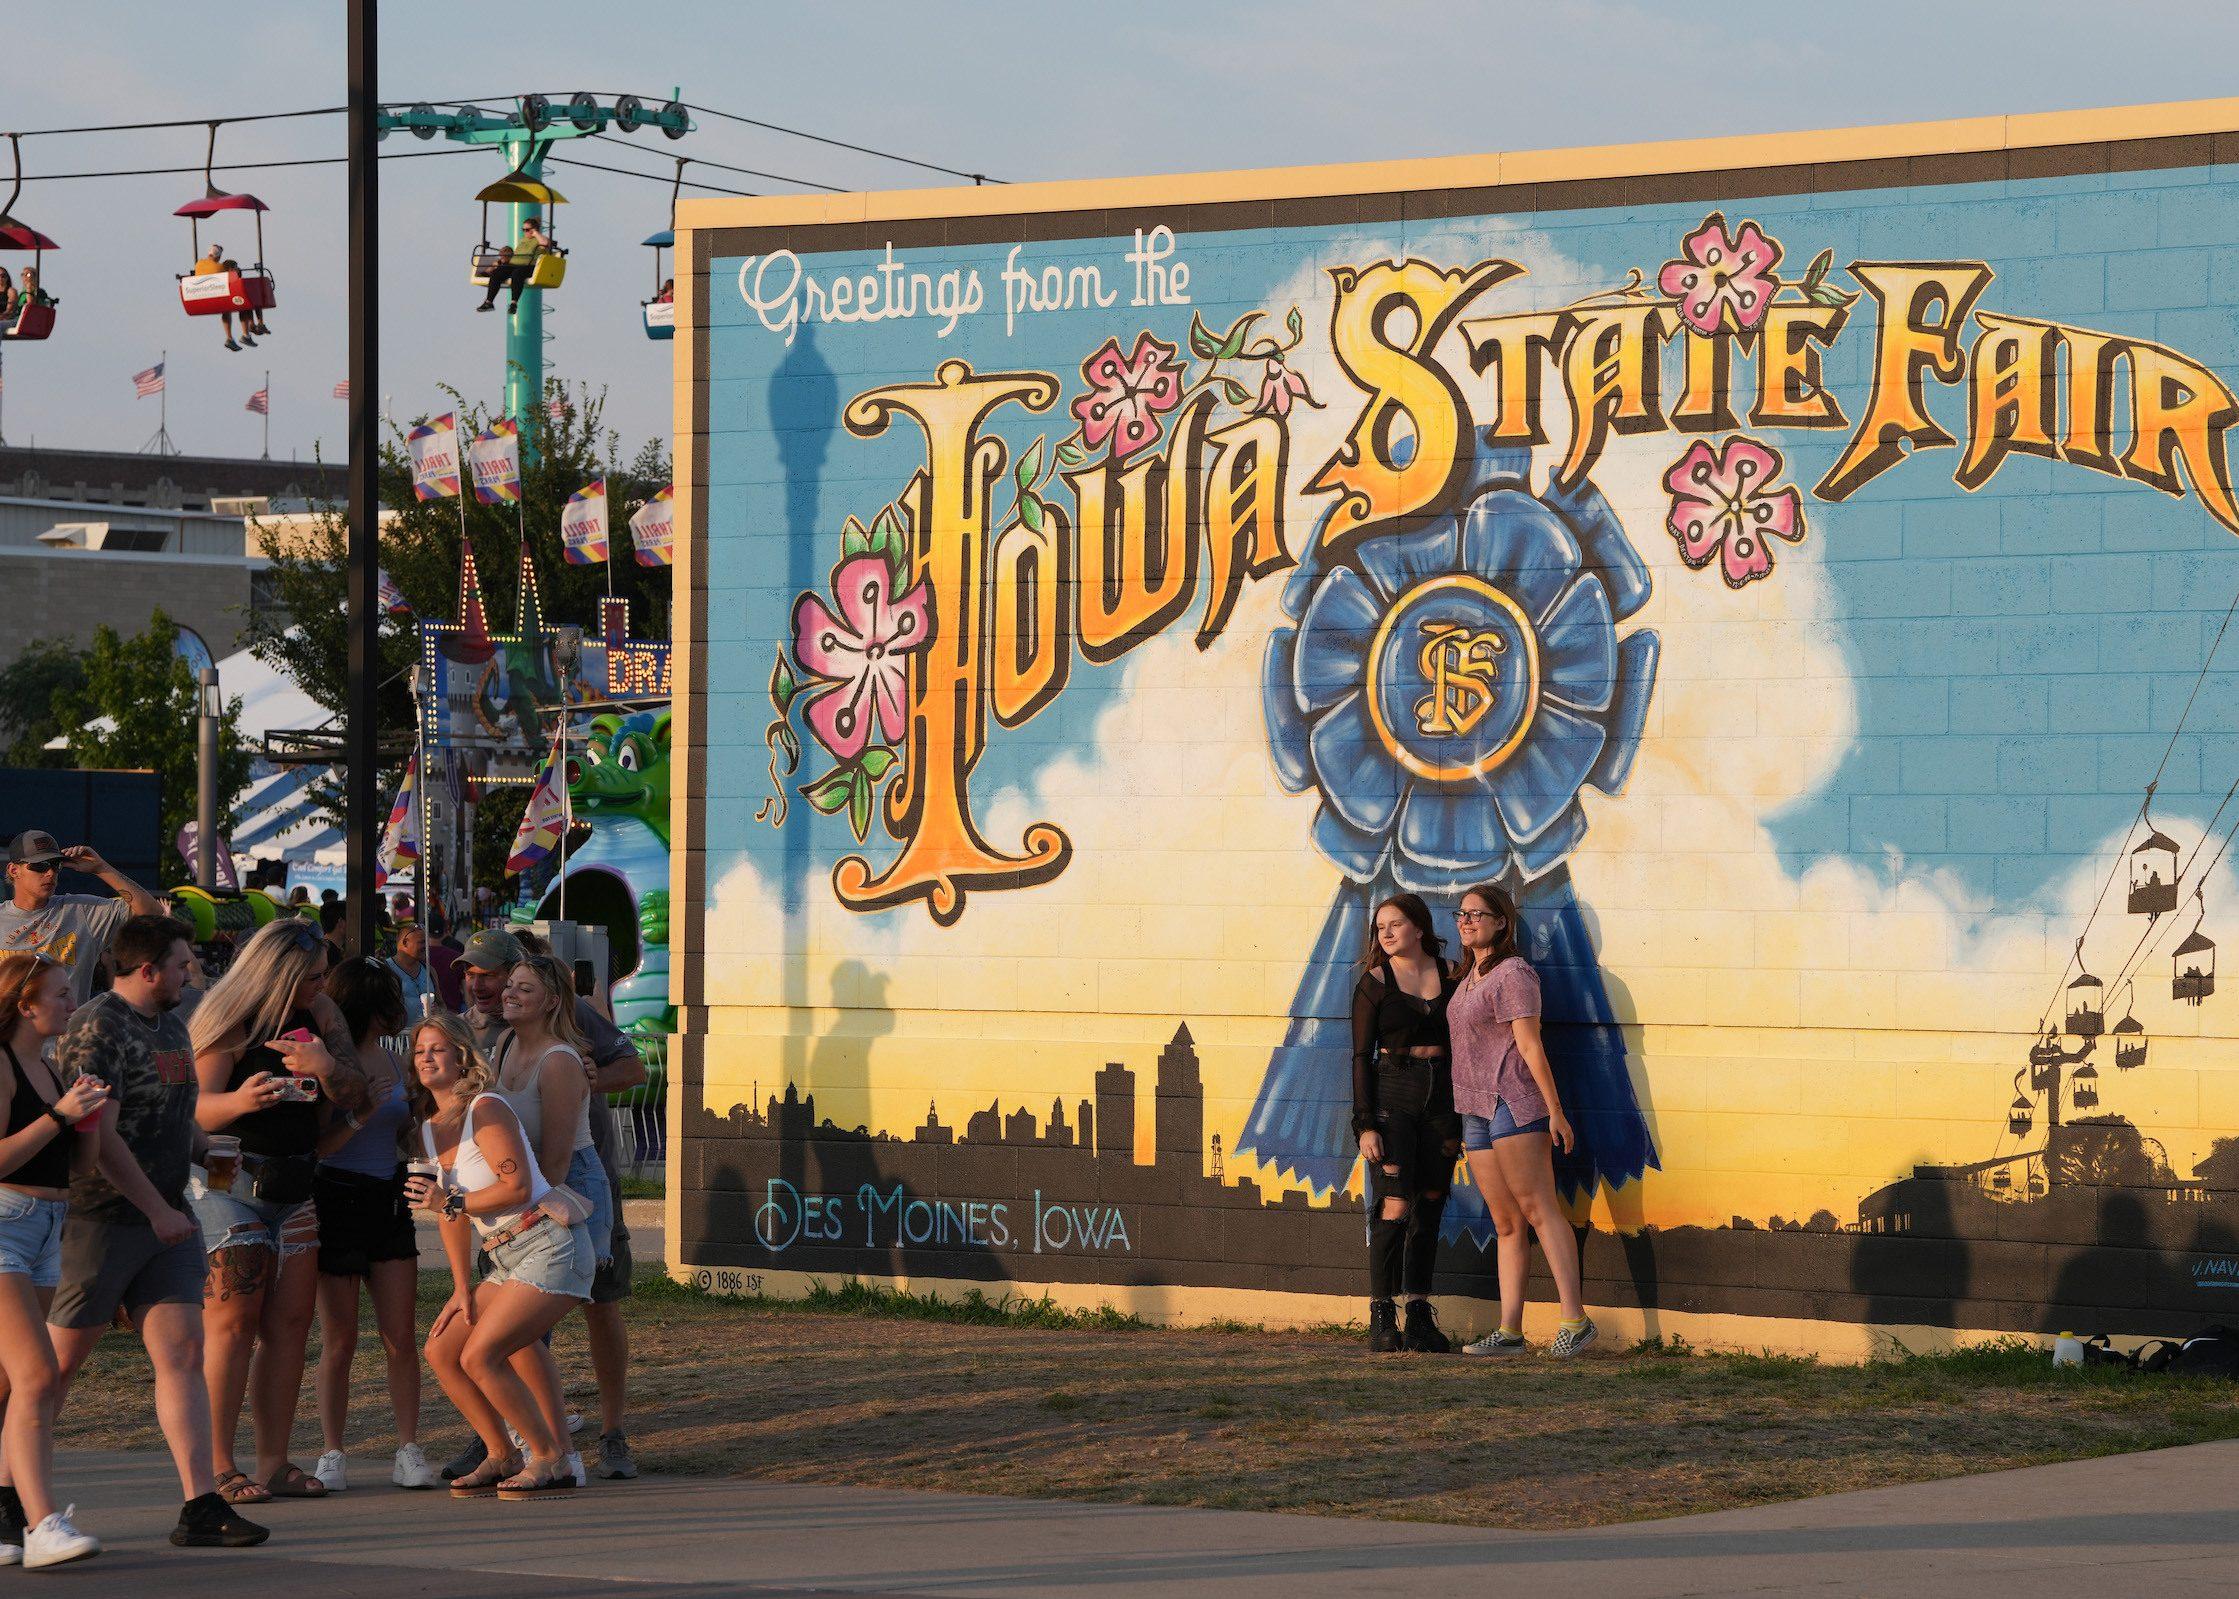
406;1012;590;1501
189;918;371;1504
1447;882;1596;1357
0;954;109;1566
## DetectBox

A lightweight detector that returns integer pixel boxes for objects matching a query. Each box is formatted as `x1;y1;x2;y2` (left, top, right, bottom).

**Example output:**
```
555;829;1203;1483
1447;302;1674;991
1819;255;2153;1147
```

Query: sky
11;0;2239;465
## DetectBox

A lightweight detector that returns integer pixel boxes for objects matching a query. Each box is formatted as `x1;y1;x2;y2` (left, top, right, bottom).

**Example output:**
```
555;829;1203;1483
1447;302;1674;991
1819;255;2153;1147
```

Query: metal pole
504;131;544;433
343;0;380;958
261;368;270;460
196;666;218;891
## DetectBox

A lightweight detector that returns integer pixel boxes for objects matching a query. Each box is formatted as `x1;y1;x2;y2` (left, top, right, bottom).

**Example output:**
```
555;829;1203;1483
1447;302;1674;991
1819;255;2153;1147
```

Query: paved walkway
41;1439;2239;1597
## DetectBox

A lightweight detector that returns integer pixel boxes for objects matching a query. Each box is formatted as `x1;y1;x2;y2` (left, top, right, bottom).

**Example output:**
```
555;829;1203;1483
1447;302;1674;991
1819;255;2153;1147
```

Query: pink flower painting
1252;356;1318;418
1070;332;1186;460
1658;213;1783;336
1662;435;1807;588
789;555;932;759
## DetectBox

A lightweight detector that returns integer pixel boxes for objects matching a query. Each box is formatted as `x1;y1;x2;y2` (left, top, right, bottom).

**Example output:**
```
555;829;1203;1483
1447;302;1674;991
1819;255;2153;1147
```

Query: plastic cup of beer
206;1135;242;1193
405;1158;441;1208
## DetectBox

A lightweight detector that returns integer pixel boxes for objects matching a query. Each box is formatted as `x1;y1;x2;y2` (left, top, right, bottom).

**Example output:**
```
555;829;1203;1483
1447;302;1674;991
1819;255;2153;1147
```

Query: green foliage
247;379;669;893
51;610;254;869
0;639;89;767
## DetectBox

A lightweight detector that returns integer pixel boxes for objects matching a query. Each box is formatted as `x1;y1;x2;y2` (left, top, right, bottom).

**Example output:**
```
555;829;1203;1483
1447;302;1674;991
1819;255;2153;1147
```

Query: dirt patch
54;1280;2239;1528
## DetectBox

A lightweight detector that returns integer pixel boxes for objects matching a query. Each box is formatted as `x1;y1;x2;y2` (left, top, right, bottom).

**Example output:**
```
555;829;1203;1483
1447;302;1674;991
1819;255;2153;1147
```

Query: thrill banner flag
406;413;461;501
375;755;419;887
561;479;609;564
469;419;523;504
629;485;674;567
506;731;568;872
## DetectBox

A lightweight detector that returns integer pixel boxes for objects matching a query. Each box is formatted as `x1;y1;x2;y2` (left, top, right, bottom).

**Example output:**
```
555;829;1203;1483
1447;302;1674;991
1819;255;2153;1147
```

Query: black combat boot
1402;1298;1452;1353
1368;1299;1401;1352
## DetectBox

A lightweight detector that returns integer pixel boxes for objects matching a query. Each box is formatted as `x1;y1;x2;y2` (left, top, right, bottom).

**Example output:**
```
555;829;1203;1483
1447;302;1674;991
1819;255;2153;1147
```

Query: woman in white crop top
402;1013;590;1503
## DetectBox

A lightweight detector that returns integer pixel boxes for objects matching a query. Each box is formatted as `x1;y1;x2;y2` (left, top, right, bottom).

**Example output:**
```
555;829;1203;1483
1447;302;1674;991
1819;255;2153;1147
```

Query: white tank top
492;1036;595;1155
422;1093;549;1238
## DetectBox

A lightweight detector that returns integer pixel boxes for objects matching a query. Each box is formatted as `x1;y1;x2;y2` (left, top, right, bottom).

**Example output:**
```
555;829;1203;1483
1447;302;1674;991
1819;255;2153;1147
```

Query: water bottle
2052;1332;2084;1367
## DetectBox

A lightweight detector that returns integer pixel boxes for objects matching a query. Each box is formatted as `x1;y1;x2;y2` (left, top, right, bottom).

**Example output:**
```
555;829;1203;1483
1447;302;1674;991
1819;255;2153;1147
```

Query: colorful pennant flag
132;362;166;398
406;411;461;501
468;419;522;504
560;479;609;564
505;731;569;874
629;485;674;568
375;755;420;888
245;385;269;416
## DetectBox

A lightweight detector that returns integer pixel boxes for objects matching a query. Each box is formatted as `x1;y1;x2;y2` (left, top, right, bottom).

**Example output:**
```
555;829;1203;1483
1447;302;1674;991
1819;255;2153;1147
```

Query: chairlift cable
679;99;1001;184
8;107;347;139
14;149;477;183
584;131;832;193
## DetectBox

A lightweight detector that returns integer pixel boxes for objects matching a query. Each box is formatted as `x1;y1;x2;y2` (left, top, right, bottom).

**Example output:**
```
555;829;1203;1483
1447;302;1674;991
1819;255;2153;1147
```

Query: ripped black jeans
1364;1052;1460;1300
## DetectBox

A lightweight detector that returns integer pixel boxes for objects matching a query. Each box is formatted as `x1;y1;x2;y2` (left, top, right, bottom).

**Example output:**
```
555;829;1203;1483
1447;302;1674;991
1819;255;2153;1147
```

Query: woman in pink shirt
1446;881;1595;1357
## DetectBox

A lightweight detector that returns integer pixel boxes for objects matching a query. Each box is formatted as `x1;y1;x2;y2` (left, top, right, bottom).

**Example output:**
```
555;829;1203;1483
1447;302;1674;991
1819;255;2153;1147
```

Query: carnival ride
174;124;277;323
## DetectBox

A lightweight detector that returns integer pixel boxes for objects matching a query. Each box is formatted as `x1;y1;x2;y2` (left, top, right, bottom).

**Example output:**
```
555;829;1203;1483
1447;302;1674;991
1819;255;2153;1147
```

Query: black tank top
1;1042;72;1191
225;1010;322;1158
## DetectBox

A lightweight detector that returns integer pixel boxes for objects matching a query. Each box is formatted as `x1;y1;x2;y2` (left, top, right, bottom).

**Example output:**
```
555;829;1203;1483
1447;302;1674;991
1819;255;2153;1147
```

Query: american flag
332;379;350;400
545;397;568;424
132;362;166;398
245;386;269;416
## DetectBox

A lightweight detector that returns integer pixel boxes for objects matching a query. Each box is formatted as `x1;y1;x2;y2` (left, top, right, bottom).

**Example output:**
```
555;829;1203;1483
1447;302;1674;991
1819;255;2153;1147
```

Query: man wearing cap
452;927;645;1482
3;832;162;1005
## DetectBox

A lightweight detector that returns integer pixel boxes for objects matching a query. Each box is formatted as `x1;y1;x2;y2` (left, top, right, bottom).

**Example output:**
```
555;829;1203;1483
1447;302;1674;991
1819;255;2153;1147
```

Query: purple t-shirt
1448;956;1546;1122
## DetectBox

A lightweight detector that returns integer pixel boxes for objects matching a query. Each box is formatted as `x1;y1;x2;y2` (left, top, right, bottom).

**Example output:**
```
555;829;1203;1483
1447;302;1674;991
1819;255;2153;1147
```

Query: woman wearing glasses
1351;893;1462;1354
188;918;372;1505
1448;882;1596;1357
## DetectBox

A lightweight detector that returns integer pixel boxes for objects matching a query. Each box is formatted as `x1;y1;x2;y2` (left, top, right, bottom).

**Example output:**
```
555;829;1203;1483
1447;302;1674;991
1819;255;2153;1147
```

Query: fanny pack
244;1151;317;1206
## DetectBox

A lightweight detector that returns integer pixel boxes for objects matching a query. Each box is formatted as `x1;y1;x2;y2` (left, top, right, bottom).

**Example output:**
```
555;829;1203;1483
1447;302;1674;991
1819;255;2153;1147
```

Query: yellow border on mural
674;94;2239;233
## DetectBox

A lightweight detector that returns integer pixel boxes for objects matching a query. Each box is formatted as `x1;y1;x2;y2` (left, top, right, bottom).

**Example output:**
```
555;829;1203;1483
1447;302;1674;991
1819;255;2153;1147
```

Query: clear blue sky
10;0;2236;466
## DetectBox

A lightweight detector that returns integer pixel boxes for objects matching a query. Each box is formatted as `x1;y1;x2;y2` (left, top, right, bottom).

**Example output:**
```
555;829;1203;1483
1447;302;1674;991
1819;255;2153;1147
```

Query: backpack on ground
2136;1324;2239;1377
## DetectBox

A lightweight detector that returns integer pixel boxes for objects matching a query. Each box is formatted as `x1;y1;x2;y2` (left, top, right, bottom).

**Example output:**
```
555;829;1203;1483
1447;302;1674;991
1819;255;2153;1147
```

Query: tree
249;378;670;895
54;609;255;873
0;639;89;767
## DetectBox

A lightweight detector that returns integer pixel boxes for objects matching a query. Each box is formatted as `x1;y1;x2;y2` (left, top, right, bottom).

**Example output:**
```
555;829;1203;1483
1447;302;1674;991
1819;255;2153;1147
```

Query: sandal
495;1461;578;1502
449;1452;520;1500
214;1469;271;1505
264;1462;329;1498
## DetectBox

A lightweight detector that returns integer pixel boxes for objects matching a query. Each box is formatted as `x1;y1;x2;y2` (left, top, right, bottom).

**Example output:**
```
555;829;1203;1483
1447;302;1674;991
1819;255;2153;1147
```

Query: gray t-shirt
56;991;200;1223
0;894;129;1005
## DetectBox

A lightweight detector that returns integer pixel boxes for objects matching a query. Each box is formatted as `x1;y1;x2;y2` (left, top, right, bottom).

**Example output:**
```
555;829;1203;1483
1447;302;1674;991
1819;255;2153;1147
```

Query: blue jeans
565;1145;614;1265
0;1188;68;1287
1461;1102;1552;1150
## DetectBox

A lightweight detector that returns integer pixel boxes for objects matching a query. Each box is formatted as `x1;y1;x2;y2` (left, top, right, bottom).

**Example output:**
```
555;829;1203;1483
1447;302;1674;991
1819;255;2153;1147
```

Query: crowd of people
0;828;648;1568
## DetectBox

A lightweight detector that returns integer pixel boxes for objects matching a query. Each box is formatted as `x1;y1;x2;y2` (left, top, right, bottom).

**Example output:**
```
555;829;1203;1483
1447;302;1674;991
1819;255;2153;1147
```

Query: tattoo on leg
205;1246;271;1305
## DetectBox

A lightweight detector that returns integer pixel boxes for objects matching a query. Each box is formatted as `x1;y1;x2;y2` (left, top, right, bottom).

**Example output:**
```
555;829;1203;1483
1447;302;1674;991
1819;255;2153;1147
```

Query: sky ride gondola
2112;1009;2148;1071
2072;1059;2100;1111
2174;887;2215;1005
640;160;683;340
0;135;58;342
2065;966;2104;1038
470;173;569;291
2008;1070;2035;1138
2129;826;2179;917
174;124;276;321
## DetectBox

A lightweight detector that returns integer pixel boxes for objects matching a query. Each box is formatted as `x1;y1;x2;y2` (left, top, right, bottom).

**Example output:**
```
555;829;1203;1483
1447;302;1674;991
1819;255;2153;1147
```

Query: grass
53;1276;2239;1529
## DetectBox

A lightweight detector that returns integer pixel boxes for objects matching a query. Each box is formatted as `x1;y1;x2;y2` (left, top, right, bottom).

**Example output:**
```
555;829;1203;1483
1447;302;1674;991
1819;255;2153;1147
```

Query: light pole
343;0;380;957
196;666;219;891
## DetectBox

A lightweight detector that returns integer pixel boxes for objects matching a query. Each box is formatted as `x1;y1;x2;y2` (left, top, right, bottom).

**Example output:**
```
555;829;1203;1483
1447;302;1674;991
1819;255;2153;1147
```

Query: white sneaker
392;1442;439;1490
565;1450;585;1487
566;1411;586;1436
0;1540;19;1567
23;1506;99;1569
313;1449;348;1492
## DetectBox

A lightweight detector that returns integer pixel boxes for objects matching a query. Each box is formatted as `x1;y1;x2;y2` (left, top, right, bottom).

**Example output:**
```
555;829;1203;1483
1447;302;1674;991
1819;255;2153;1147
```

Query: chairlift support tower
374;93;692;432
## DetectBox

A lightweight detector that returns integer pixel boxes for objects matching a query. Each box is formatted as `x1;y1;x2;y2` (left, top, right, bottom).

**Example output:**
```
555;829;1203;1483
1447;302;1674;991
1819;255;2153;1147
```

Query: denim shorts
481;1215;593;1301
191;1174;321;1259
1461;1101;1553;1150
565;1145;615;1266
0;1188;69;1288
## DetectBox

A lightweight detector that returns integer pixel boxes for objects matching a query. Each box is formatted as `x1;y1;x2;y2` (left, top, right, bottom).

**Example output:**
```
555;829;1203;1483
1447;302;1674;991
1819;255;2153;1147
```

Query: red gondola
0;136;58;342
173;124;277;320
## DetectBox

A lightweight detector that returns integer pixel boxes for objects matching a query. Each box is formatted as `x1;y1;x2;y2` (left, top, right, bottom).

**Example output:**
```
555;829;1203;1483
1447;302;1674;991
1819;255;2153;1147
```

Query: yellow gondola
469;174;569;289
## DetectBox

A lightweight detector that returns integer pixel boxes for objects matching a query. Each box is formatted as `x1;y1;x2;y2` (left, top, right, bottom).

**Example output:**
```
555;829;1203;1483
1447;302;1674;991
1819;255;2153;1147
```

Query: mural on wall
688;149;2239;1337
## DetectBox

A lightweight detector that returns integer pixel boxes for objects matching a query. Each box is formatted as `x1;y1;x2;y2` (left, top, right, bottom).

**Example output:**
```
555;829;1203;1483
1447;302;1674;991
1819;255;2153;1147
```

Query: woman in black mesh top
1351;892;1461;1353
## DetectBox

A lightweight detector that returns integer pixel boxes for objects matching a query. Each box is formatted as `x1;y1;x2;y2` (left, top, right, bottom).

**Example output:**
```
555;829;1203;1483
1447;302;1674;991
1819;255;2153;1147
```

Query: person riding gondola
476;217;551;317
191;244;269;352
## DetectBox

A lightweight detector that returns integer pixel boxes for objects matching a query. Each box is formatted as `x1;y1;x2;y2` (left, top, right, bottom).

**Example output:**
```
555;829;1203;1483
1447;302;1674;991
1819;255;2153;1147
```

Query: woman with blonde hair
406;1011;589;1501
0;954;108;1566
188;917;370;1504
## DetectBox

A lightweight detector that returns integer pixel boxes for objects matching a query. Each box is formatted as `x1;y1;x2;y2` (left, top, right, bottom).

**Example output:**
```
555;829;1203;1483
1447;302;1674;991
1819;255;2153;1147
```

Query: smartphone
281;1027;318;1046
574;959;596;996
